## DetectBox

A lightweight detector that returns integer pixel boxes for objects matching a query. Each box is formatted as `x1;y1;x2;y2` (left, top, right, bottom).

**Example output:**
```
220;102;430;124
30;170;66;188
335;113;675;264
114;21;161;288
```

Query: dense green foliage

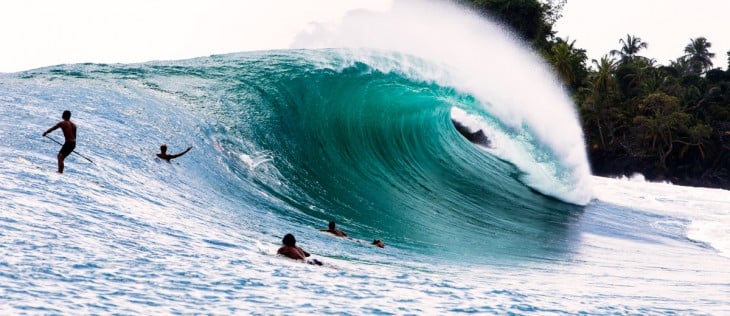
464;0;730;188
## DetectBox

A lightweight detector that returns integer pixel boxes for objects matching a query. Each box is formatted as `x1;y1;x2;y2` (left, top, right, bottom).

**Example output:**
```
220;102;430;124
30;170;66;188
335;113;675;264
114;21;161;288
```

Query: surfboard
18;157;43;169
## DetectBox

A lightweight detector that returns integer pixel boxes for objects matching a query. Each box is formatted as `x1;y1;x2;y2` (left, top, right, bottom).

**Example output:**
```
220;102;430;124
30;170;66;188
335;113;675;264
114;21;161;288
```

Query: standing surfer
43;110;77;173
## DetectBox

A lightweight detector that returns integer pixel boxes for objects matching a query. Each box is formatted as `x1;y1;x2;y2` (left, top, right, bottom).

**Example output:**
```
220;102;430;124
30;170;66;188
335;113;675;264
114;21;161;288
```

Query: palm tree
547;38;586;88
582;56;619;147
610;34;648;62
669;57;690;74
589;56;619;96
621;57;657;94
683;37;715;74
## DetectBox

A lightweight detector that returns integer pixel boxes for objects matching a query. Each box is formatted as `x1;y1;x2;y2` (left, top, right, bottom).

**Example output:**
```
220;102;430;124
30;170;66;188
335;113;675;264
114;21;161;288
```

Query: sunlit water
1;0;728;314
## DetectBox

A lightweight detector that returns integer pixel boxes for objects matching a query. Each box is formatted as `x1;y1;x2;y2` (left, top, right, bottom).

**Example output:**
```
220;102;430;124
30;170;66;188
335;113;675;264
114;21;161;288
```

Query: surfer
277;233;322;265
372;239;385;248
451;119;491;148
42;110;77;173
157;144;192;162
319;221;347;237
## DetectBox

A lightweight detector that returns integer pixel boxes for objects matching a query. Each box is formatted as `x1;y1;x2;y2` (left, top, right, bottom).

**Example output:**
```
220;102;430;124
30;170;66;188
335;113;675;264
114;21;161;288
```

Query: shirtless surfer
320;221;347;237
157;144;192;162
43;110;77;173
277;233;322;265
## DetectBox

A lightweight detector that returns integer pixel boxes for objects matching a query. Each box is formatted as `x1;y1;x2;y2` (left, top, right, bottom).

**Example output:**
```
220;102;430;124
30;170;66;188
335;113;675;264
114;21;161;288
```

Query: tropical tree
632;93;690;168
608;35;653;99
654;65;685;99
610;34;648;63
669;57;691;75
619;57;657;95
632;93;712;169
683;37;715;75
581;56;619;148
546;38;587;91
542;0;567;25
466;0;554;49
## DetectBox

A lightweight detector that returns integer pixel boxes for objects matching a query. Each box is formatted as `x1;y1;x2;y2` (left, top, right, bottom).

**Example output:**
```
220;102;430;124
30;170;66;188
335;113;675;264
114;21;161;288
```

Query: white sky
1;0;728;72
555;0;730;70
0;0;391;73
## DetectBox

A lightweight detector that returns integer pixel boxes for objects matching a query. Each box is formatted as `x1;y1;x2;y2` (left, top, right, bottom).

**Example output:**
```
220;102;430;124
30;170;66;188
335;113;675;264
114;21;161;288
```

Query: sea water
1;1;728;314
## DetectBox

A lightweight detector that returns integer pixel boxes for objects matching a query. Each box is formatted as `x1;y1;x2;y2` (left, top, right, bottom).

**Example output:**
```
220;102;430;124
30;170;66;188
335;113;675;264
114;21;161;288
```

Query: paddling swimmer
277;233;322;265
43;110;77;173
372;239;385;248
319;221;347;237
157;144;192;162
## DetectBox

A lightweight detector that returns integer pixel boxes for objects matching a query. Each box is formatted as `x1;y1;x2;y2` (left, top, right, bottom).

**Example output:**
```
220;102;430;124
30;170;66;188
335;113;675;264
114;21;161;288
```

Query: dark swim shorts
59;141;76;156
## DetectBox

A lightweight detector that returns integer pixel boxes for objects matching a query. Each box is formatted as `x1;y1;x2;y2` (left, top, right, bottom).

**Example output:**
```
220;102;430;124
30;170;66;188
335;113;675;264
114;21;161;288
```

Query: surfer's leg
307;259;323;266
57;152;65;173
57;142;75;174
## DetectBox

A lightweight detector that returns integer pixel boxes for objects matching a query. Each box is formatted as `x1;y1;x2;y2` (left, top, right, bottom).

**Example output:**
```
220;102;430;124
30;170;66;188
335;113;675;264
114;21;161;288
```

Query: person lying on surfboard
277;233;322;265
319;221;347;237
156;144;192;162
43;110;77;173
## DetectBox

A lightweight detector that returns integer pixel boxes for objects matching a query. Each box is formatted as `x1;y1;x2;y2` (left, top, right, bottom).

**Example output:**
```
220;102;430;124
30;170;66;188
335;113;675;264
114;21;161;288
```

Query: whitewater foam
592;175;730;258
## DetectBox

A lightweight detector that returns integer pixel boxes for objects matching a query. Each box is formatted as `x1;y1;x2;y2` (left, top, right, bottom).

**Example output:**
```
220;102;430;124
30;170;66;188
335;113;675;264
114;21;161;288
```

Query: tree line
463;0;730;189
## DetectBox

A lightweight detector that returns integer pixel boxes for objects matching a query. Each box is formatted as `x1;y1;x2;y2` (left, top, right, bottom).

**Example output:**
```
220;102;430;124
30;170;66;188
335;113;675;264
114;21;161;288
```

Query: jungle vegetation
463;0;730;188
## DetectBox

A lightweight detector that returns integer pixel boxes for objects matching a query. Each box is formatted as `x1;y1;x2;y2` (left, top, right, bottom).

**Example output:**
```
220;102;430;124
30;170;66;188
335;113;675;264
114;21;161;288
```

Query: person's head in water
329;221;336;229
282;233;296;247
62;110;71;120
160;144;167;154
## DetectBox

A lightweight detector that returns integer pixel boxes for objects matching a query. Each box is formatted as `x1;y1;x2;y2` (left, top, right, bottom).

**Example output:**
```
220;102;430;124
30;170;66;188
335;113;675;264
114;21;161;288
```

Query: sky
554;0;730;70
0;0;390;73
0;0;728;72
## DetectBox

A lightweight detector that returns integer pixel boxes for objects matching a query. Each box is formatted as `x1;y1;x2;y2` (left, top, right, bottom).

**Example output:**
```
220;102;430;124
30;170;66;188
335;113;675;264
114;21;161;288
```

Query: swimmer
157;144;192;162
319;221;347;237
277;233;322;265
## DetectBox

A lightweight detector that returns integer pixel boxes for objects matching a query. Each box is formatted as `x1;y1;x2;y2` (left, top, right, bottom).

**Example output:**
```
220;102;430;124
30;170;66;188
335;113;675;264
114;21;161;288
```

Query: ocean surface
1;1;729;315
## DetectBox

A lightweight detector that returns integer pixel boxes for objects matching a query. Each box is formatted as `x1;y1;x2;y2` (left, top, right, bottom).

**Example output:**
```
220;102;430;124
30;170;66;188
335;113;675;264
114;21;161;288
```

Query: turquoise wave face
186;50;584;259
6;49;585;261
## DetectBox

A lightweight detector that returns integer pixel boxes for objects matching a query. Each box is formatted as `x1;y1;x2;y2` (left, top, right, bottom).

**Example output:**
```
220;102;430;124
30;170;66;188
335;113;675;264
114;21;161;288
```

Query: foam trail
592;176;730;258
291;0;592;205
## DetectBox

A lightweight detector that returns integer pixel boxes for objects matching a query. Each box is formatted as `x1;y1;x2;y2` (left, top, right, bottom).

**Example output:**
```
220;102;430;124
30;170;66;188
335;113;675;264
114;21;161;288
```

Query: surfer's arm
297;247;311;257
169;146;192;159
43;123;60;136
